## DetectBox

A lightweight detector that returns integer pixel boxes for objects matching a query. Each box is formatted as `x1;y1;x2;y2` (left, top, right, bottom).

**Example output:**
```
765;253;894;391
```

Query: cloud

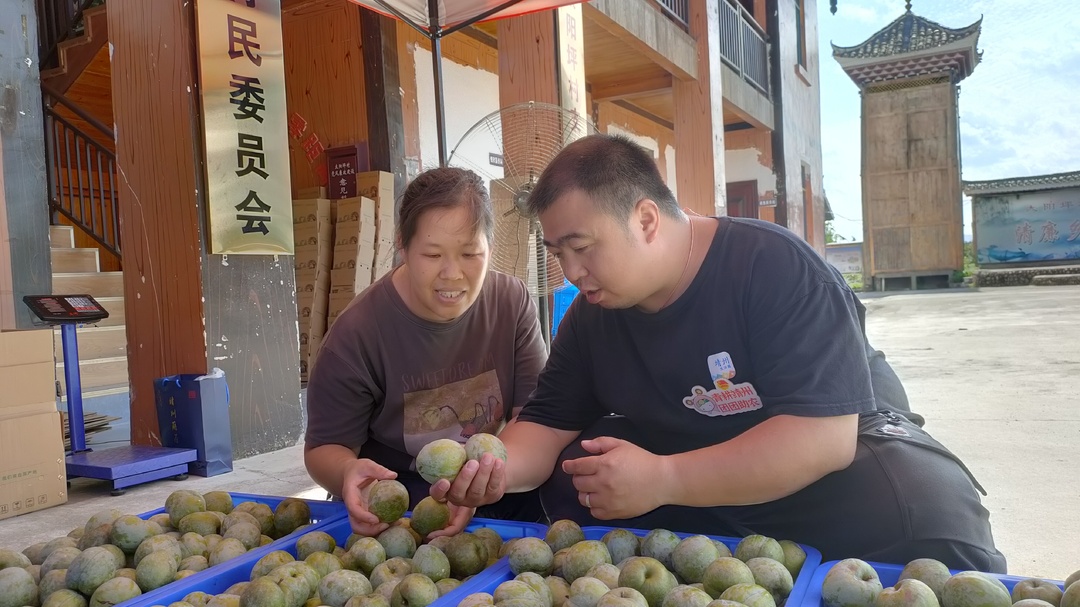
817;0;1080;241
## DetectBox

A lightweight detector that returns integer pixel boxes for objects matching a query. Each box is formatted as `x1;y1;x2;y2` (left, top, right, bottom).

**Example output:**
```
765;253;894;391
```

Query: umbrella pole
429;0;448;166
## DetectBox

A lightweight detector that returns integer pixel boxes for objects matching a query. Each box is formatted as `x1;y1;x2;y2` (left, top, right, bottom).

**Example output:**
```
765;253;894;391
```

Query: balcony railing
718;0;769;96
655;0;690;27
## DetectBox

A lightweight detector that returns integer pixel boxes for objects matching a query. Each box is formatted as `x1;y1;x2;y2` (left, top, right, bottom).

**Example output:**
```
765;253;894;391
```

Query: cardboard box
0;404;67;521
333;196;376;224
293;198;331;225
0;329;54;368
327;291;356;328
296;186;327;199
306;330;325;375
0;361;57;411
355;172;394;211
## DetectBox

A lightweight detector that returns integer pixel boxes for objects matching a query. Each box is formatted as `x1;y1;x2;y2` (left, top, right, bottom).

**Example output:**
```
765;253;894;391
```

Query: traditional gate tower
833;4;982;290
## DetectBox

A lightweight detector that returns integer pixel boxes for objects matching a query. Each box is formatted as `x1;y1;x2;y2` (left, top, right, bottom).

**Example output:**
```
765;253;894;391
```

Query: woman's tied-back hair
397;167;495;249
525;134;681;226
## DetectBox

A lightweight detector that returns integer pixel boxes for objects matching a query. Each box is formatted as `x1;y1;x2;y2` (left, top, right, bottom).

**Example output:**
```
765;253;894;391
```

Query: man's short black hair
525;134;682;225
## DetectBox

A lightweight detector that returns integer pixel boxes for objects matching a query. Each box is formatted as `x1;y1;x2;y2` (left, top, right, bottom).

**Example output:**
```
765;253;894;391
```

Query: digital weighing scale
24;294;197;495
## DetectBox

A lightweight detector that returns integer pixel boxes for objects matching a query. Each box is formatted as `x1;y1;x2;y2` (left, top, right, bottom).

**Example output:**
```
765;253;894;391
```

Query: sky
816;0;1080;242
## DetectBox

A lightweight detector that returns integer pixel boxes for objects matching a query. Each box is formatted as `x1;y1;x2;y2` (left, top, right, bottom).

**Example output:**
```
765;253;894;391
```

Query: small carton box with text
0;402;67;521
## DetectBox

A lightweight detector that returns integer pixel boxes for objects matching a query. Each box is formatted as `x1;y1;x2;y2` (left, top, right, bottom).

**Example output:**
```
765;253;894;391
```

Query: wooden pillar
1;0;51;328
110;0;302;456
498;12;559;108
361;8;407;199
674;0;727;216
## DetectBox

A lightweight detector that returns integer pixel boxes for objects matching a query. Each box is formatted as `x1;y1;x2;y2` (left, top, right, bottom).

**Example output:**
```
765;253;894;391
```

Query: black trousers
537;415;1007;573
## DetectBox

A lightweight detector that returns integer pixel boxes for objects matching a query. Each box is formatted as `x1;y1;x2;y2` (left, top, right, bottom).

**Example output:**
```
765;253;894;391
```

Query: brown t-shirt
304;269;547;475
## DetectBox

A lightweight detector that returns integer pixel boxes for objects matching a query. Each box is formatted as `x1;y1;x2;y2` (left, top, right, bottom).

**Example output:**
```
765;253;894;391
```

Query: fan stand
534;227;552;346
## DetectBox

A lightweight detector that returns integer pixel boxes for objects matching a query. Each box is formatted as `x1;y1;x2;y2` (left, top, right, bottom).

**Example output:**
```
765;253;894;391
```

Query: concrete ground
0;285;1075;580
861;285;1080;581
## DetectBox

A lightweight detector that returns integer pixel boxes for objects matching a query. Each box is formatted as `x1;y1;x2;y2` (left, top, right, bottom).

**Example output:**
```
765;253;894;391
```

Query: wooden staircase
50;224;128;398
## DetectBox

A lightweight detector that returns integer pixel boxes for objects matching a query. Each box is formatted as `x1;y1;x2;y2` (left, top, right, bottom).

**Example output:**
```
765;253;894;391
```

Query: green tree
825;220;847;244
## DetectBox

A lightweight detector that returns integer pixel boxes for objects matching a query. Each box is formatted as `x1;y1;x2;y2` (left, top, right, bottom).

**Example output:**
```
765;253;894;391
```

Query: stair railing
42;83;121;259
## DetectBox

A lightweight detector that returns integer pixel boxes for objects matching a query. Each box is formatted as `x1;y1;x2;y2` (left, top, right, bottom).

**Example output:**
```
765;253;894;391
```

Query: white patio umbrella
347;0;587;165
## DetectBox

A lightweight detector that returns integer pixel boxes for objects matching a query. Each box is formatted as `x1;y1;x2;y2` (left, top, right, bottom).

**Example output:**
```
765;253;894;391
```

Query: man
434;134;1005;572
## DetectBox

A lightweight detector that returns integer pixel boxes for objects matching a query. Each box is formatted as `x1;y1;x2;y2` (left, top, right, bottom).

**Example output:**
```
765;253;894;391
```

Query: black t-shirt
518;217;882;454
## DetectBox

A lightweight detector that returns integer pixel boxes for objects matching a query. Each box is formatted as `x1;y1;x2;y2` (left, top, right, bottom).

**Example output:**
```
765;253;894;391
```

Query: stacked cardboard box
360;171;397;283
293;197;333;381
0;329;67;521
325;171;396;328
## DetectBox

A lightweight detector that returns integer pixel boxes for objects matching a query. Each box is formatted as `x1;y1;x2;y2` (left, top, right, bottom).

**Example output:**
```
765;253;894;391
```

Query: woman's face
396;204;491;323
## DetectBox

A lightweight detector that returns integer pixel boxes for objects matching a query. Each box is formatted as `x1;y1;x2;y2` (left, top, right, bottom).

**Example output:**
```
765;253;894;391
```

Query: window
795;0;807;68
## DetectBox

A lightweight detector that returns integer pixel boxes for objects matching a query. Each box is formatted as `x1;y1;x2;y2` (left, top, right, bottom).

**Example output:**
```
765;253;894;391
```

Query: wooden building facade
1;0;830;459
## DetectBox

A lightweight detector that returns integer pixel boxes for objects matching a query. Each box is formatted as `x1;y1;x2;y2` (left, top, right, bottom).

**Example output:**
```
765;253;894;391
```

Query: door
726;181;759;219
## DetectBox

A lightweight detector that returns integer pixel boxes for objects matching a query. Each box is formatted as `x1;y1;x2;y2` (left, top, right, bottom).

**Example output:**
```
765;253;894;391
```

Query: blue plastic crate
123;492;347;606
801;560;1066;607
551;281;579;339
125;515;546;607
433;524;823;607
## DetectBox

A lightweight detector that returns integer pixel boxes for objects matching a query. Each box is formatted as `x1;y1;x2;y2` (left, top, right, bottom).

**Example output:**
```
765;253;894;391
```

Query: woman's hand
429;453;506;508
340;458;400;536
425;503;477;539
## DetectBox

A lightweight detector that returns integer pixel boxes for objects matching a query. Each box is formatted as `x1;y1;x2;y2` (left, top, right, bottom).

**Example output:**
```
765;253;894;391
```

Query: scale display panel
23;294;110;324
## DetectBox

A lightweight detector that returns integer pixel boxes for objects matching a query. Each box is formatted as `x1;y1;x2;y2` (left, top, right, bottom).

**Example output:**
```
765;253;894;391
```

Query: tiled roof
963;171;1080;196
832;10;982;59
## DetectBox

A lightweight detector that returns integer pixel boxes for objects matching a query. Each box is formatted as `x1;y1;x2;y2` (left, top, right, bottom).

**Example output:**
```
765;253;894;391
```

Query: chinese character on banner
288;113;308;140
227;14;262;65
1041;221;1059;243
1068;220;1080;242
1015;221;1034;245
236;133;268;179
565;12;577;40
235;190;272;235
302;133;324;163
1045;202;1056;211
229;75;265;122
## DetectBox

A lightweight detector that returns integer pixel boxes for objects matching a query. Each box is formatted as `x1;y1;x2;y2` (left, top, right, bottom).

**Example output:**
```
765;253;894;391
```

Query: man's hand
562;436;669;520
429;453;506;509
340;458;399;536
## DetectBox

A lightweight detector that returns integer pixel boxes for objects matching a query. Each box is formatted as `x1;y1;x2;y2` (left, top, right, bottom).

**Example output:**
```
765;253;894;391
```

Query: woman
304;166;548;538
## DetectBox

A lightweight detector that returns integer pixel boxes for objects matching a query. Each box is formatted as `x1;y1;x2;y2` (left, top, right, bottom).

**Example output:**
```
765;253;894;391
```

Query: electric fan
448;101;599;342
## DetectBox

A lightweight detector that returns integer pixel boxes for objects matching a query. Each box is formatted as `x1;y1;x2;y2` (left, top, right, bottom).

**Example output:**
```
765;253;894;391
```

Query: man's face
540;190;650;309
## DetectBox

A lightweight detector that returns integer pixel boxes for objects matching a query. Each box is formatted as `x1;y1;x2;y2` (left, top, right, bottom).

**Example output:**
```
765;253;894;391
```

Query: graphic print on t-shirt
683;351;763;417
402;368;505;455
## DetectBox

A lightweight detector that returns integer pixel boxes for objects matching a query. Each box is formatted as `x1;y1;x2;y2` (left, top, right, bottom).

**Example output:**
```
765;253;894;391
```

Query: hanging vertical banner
556;5;588;122
195;0;294;255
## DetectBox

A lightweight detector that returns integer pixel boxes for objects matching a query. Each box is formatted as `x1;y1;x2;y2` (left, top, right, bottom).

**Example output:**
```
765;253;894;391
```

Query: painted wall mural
973;187;1080;265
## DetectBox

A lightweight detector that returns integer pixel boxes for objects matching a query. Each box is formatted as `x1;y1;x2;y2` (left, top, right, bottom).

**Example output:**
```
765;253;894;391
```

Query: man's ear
635;198;662;244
